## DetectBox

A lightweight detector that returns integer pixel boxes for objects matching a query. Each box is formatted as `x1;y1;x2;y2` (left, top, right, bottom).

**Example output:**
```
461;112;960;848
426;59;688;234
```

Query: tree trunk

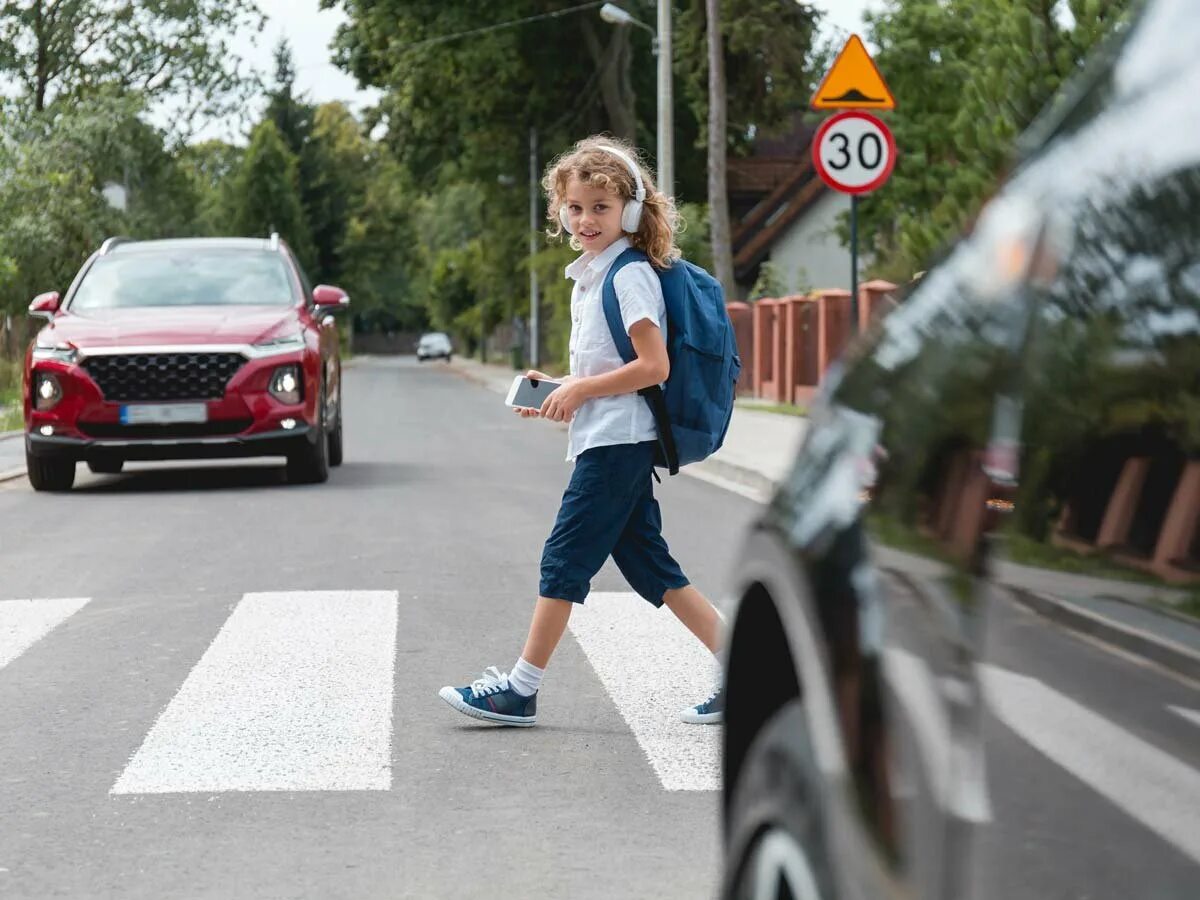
707;0;736;295
581;20;637;143
34;1;48;111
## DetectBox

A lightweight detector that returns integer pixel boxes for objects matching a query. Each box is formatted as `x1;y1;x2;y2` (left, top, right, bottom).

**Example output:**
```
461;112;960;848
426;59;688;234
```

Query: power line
390;1;605;55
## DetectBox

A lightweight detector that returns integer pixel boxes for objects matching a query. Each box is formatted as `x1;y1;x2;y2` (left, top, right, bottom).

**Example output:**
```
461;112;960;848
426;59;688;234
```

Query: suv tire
722;701;833;900
27;449;76;492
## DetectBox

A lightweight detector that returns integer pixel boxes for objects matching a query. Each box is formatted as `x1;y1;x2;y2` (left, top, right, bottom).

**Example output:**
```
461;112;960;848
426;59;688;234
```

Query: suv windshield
70;250;296;310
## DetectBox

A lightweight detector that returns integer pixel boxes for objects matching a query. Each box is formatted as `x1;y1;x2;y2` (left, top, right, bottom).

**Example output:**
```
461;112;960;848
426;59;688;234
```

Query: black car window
69;250;297;310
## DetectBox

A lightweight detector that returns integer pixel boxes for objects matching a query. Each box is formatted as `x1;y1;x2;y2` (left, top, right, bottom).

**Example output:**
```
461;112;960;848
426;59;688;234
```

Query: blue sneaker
439;666;538;727
681;686;724;724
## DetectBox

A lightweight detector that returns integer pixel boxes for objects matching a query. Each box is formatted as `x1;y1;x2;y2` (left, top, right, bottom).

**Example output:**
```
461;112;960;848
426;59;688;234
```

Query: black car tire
27;449;76;492
327;378;344;468
722;700;833;900
87;458;124;475
287;382;330;484
445;353;452;363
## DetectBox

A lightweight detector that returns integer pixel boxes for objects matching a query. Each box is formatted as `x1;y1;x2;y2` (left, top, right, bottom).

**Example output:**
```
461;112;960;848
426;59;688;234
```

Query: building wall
768;190;859;294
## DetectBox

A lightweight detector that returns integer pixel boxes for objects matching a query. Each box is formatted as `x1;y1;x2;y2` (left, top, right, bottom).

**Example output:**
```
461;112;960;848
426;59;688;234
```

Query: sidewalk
0;429;24;483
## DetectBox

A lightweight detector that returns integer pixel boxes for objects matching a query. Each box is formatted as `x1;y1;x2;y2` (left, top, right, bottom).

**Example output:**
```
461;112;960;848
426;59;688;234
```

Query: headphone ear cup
559;205;573;235
622;199;643;233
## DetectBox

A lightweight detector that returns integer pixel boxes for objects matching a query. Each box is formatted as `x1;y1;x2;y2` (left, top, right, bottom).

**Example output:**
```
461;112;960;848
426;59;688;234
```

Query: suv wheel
327;379;344;467
723;701;832;900
287;382;330;484
27;448;77;492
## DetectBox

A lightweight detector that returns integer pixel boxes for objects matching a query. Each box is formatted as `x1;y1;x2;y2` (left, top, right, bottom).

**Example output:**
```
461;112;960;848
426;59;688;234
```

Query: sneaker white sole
680;710;723;725
439;686;537;727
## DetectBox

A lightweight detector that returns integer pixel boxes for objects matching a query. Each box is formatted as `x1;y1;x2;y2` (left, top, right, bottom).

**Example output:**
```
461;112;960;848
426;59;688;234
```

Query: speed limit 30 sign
812;110;896;195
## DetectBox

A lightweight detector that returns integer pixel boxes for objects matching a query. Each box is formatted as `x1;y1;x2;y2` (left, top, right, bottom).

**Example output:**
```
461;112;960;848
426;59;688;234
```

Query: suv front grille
84;352;246;402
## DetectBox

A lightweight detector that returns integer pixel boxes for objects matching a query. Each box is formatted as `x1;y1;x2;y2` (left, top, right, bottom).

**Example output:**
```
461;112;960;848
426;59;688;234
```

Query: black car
721;2;1200;898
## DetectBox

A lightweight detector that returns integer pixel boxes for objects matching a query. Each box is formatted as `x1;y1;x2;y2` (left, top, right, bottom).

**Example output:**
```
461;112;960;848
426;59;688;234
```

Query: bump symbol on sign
811;34;896;111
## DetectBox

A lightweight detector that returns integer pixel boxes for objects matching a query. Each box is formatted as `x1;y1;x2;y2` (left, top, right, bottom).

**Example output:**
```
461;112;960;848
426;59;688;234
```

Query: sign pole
850;195;859;334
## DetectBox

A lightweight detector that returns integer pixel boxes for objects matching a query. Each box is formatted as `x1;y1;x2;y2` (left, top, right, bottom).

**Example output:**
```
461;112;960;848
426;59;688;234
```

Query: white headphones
558;145;646;236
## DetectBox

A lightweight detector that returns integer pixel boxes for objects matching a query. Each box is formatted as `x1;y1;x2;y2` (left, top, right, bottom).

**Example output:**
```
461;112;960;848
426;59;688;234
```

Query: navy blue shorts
540;441;689;607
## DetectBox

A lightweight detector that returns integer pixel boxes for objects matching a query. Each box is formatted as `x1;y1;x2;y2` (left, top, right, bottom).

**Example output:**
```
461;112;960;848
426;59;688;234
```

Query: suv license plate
120;403;208;425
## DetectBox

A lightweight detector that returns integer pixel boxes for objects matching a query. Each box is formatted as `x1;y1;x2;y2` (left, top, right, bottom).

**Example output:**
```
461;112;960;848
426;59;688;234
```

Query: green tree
179;139;245;235
0;0;264;135
858;0;1134;279
225;120;313;260
0;94;203;313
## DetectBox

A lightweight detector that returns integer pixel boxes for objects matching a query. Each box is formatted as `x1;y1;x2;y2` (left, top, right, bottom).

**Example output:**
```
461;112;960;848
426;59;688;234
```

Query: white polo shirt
564;237;666;462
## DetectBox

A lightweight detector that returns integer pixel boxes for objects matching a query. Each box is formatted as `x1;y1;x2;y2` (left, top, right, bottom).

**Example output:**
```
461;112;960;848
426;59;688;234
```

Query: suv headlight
32;339;79;363
33;372;63;410
269;365;303;404
252;333;306;356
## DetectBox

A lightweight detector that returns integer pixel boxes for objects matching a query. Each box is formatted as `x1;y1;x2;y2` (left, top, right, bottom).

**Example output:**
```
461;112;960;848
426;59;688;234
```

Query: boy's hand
541;377;592;422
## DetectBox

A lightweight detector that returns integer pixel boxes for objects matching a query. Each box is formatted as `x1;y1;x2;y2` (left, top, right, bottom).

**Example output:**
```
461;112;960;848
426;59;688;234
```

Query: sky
197;0;883;143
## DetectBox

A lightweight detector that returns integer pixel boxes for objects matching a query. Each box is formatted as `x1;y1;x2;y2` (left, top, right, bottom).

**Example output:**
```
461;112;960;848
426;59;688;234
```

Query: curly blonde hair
542;135;681;269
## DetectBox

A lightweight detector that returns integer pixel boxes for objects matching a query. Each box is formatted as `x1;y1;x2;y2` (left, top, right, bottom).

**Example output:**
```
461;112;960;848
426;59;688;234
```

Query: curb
1006;586;1200;682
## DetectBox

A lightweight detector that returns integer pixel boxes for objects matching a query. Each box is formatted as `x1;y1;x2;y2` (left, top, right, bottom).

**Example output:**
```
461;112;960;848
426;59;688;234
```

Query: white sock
508;657;545;697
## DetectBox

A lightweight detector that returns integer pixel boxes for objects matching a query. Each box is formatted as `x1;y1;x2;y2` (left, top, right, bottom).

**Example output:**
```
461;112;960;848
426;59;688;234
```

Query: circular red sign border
811;110;896;195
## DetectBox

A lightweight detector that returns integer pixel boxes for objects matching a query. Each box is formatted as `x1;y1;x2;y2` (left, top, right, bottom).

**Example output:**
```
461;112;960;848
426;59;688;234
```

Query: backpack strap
601;248;680;475
600;247;646;365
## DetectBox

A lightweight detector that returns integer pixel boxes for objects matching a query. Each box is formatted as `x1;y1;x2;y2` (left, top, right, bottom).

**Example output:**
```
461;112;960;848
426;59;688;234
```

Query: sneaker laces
469;666;510;699
696;687;722;712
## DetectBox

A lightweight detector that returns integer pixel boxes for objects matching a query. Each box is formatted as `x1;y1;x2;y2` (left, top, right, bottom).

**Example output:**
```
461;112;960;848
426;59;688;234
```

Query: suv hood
40;306;301;349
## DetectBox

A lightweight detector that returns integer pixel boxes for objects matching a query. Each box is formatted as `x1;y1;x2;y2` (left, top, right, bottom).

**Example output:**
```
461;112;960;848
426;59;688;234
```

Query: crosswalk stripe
981;665;1200;863
0;597;91;671
567;591;721;791
1168;706;1200;729
112;590;398;794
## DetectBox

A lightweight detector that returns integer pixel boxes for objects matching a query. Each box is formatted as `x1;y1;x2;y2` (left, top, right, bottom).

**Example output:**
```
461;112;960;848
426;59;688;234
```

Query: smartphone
506;374;562;409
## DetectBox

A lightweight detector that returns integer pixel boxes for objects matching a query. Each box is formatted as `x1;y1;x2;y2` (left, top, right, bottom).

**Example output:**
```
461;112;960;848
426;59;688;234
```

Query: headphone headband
595;145;646;202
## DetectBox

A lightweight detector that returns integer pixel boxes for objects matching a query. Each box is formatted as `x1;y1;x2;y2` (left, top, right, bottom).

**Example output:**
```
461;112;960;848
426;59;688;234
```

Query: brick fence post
726;301;753;396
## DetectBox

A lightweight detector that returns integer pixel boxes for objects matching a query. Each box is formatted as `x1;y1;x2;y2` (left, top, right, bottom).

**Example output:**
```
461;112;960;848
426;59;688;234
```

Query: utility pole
657;0;673;198
529;125;540;370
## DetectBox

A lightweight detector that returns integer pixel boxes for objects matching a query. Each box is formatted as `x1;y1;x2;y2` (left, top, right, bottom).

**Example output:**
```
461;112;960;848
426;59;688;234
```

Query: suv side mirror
29;291;61;321
313;285;350;309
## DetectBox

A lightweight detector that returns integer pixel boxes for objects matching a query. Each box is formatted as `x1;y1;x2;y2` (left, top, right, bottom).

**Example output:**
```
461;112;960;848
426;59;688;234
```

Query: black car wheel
27;448;76;492
87;458;124;475
327;377;344;467
723;701;832;900
287;381;329;484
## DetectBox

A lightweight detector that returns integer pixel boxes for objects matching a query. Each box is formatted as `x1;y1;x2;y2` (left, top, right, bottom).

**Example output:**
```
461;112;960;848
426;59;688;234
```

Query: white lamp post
600;3;673;199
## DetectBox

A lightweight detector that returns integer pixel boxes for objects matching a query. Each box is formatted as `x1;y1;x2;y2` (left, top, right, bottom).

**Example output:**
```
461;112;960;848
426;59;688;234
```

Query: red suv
22;236;348;491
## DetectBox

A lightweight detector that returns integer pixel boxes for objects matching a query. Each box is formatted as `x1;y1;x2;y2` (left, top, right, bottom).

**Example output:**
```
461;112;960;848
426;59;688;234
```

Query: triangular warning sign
811;35;896;110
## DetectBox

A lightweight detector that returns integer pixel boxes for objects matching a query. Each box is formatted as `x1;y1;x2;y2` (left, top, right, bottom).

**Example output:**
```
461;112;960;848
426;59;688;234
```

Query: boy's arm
540;319;668;422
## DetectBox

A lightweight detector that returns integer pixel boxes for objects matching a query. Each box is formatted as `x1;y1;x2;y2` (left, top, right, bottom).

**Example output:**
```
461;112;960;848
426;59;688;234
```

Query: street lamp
600;3;673;200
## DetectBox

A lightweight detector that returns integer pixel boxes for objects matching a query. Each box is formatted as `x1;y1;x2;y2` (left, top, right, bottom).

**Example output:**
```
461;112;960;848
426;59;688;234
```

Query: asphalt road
0;356;758;900
1;356;1197;899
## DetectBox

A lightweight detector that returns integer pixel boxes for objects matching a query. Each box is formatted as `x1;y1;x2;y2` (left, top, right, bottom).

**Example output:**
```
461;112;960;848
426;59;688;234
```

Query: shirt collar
564;236;631;282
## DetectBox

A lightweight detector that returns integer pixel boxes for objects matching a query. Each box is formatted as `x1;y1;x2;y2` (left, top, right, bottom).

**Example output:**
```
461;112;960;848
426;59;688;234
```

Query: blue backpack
602;247;741;475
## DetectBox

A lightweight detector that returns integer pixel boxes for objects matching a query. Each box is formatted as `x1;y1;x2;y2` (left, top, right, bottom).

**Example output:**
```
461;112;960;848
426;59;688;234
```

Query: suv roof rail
268;231;281;250
99;236;131;255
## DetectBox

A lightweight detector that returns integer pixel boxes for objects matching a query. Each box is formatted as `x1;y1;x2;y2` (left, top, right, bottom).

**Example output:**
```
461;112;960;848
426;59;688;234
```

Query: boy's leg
662;585;723;655
439;446;645;725
519;596;575;669
609;465;726;724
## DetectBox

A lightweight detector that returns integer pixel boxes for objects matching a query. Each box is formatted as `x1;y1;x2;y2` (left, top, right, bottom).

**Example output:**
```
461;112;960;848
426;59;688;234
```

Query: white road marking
981;665;1200;863
1168;705;1200;729
0;597;91;671
567;591;721;791
112;591;398;794
882;647;992;822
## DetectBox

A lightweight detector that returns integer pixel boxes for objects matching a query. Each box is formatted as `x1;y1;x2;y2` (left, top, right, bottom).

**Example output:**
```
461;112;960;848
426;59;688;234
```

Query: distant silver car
416;332;452;362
